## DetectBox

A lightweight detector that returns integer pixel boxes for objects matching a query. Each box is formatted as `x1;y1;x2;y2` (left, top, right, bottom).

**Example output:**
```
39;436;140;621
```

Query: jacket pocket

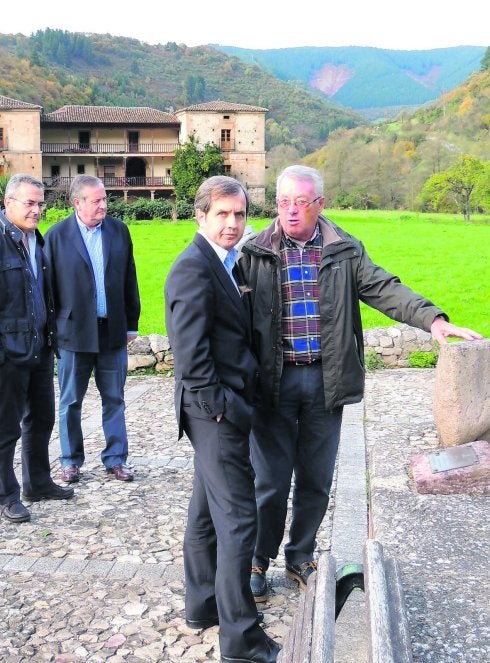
0;318;31;359
56;308;72;340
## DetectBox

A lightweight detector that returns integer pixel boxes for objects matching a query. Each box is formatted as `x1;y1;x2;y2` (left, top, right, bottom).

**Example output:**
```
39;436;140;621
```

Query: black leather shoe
106;464;134;481
221;634;281;662
23;483;74;502
251;566;268;602
187;611;264;630
285;560;317;590
186;616;219;629
1;501;31;523
61;465;80;483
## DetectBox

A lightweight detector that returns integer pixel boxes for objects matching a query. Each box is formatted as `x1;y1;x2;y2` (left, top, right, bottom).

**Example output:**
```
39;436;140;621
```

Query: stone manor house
0;95;267;204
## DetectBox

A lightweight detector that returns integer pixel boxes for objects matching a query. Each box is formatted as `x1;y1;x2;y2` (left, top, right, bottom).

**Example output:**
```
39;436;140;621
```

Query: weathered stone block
411;441;490;495
433;339;490;446
149;333;170;354
128;335;151;354
128;354;156;371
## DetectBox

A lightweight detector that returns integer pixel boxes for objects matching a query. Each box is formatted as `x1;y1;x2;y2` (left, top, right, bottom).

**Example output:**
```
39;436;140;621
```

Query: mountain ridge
215;45;486;117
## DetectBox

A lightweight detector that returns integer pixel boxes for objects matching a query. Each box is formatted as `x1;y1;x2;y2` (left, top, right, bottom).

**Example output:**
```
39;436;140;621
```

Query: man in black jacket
0;174;73;524
165;176;280;663
239;165;483;600
44;175;140;484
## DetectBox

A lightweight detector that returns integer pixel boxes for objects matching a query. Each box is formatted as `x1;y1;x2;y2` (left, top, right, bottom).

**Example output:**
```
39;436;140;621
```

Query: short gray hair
277;165;324;198
194;176;249;216
69;174;105;204
5;174;44;198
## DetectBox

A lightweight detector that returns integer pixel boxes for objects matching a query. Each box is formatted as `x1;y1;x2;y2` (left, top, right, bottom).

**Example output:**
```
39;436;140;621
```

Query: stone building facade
176;101;267;204
0;96;42;176
0;95;268;204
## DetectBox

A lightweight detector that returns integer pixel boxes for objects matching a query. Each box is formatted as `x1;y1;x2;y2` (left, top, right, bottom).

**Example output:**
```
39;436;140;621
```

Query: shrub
248;201;277;219
175;199;195;220
407;350;438;368
364;350;386;371
44;207;71;224
107;198;132;220
107;198;174;221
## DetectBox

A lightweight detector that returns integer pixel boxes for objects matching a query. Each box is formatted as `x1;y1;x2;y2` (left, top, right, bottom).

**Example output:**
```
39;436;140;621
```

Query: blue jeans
57;346;128;469
250;362;343;566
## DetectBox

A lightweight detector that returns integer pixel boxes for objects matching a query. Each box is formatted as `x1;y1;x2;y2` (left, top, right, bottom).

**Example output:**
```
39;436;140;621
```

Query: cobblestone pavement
2;369;487;662
0;375;328;663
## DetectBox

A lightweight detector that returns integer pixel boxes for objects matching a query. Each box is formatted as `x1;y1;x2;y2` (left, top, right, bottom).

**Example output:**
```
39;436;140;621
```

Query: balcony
43;176;174;188
41;142;180;155
220;140;235;151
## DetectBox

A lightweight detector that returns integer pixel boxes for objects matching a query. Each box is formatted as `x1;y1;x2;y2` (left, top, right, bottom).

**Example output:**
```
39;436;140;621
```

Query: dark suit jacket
44;213;140;352
165;232;258;438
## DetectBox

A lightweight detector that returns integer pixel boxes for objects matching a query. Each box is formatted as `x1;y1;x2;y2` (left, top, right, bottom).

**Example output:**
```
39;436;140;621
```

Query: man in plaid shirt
239;165;482;601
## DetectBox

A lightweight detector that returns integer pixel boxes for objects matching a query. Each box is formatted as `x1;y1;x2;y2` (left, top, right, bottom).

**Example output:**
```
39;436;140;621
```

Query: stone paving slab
365;369;490;663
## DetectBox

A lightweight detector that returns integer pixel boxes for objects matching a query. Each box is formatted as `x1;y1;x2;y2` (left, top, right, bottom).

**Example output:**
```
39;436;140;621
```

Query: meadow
40;210;490;338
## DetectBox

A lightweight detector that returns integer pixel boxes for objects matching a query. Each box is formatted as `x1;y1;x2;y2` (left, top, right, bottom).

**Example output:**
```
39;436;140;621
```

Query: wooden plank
292;590;308;663
384;559;414;663
296;570;316;662
311;552;336;663
364;540;394;663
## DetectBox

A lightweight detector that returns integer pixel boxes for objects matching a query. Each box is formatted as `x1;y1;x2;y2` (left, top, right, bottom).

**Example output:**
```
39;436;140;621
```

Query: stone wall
128;323;437;372
362;323;437;367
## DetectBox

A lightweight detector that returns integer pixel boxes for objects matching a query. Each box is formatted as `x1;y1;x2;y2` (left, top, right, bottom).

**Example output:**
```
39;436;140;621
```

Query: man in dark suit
0;174;73;524
44;175;140;484
165;176;280;663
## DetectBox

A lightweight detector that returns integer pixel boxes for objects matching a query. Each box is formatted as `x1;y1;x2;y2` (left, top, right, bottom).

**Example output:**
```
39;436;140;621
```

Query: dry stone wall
128;323;436;372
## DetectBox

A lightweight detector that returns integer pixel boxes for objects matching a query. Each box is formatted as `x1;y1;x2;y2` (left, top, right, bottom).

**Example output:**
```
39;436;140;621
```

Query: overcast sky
2;0;488;51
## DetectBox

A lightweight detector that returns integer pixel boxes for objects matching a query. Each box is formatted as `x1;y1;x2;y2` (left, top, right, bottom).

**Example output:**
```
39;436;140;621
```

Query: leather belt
97;317;108;324
284;358;321;366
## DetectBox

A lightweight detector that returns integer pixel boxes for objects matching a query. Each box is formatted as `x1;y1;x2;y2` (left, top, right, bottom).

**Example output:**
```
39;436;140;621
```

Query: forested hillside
217;45;486;119
0;30;362;155
302;68;490;212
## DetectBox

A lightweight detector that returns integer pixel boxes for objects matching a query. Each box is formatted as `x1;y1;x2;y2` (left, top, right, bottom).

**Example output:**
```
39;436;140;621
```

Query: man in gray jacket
238;165;483;601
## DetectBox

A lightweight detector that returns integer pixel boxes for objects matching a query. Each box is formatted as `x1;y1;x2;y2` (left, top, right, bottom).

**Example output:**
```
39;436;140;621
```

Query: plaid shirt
280;226;323;363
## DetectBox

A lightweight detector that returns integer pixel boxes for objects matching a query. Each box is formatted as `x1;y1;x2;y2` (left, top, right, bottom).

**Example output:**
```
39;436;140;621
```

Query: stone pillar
433;339;490;446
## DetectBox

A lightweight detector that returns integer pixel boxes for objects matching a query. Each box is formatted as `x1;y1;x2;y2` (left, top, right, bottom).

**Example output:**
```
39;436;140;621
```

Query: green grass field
40;210;490;337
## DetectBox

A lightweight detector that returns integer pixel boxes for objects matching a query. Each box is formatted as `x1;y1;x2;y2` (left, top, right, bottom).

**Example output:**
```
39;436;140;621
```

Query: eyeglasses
277;196;321;209
9;197;46;211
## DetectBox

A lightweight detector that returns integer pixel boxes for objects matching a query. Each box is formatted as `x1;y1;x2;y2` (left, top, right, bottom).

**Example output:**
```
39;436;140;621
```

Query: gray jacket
238;215;447;409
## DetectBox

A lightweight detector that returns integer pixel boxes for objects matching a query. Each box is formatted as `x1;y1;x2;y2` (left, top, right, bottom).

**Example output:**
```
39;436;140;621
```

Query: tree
481;47;490;72
418;155;488;220
0;174;11;208
171;136;224;202
182;75;205;106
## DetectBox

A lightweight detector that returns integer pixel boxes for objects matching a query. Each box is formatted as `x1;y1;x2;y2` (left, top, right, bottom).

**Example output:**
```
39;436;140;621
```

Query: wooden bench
278;540;413;663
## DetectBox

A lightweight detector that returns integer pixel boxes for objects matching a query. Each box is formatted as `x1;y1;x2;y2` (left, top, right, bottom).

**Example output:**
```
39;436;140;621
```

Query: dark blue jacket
44;212;140;352
165;233;258;438
0;210;56;366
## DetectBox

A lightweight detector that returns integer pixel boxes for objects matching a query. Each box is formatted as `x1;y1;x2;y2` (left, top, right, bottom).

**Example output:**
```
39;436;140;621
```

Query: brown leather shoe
61;465;80;483
106;464;134;481
285;561;318;590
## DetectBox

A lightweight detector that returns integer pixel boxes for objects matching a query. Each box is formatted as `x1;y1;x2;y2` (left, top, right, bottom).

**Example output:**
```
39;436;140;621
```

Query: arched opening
126;157;146;180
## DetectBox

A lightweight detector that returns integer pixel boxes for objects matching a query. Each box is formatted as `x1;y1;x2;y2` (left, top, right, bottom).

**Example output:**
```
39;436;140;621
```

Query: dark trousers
183;411;266;658
0;347;55;504
250;363;343;566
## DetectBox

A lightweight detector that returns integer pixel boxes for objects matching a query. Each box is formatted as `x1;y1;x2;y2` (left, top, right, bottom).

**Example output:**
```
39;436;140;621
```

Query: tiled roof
41;105;179;124
176;100;268;113
0;95;42;110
